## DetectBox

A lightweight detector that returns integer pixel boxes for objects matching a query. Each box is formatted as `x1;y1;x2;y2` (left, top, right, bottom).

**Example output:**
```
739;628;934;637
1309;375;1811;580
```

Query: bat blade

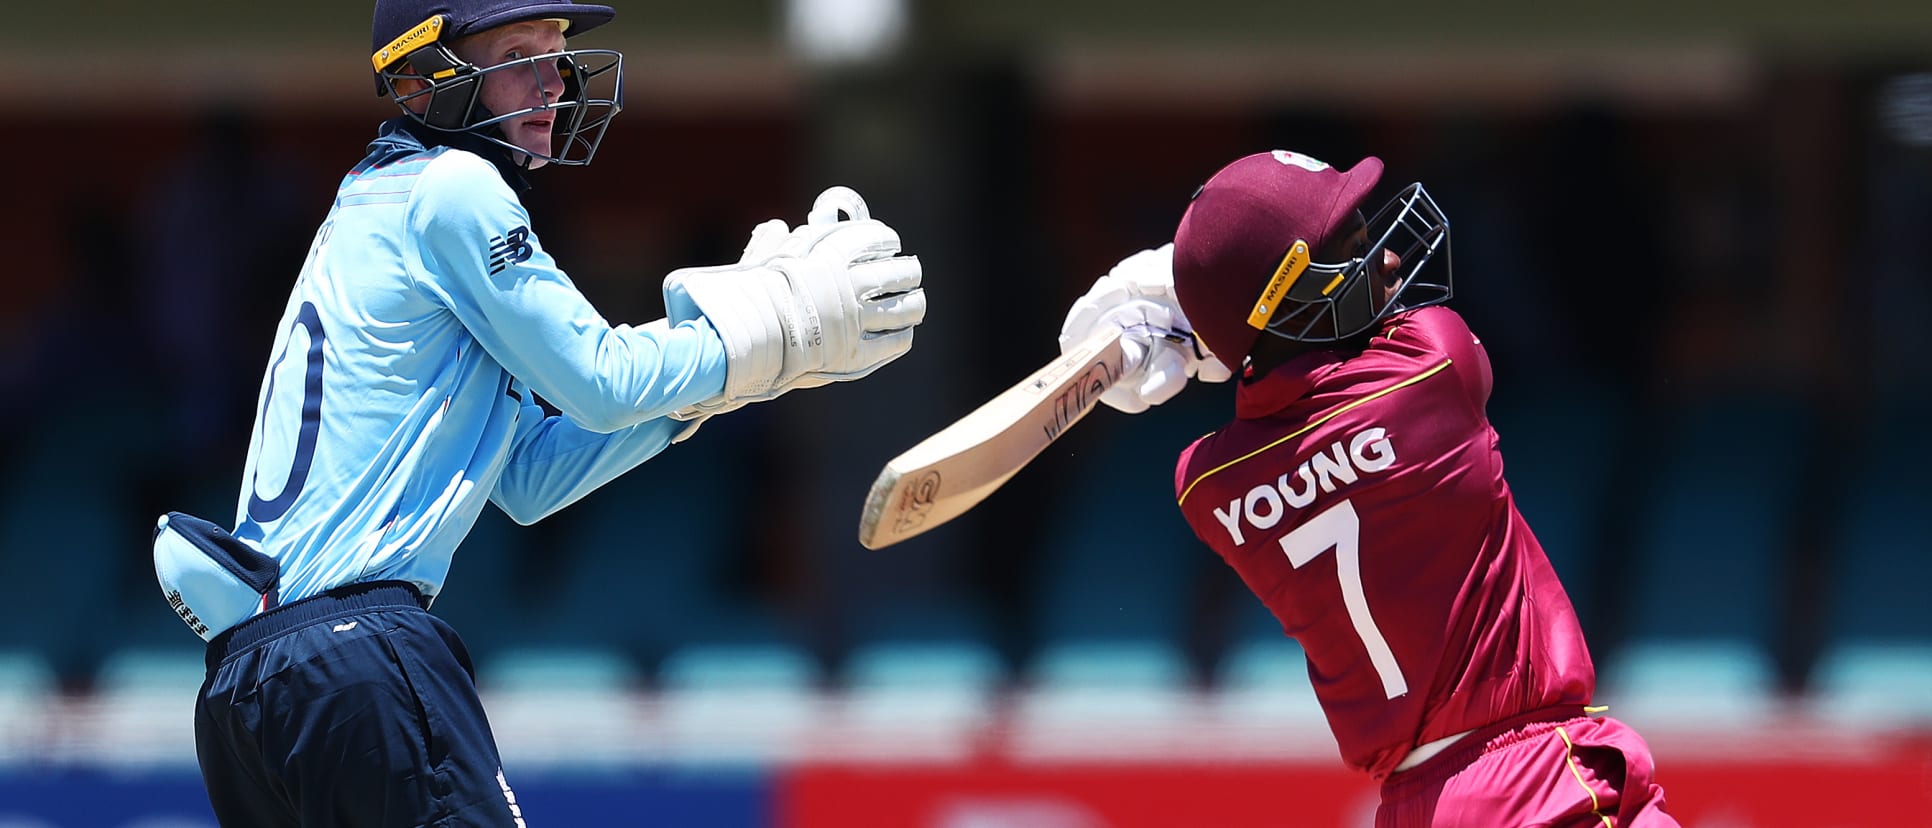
858;329;1127;550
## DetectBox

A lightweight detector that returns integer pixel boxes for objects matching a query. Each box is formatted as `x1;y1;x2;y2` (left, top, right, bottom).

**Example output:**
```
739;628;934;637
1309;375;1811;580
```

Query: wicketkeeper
148;1;924;823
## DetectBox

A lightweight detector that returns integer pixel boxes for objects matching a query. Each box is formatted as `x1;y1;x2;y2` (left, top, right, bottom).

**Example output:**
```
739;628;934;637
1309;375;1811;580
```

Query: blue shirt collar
359;117;532;192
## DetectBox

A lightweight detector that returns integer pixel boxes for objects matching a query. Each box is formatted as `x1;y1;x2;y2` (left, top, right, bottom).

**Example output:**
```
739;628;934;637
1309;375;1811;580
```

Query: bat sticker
1042;360;1117;442
891;470;944;533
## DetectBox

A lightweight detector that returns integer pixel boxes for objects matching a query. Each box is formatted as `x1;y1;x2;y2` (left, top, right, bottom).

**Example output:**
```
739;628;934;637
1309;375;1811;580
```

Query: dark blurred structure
0;5;1926;734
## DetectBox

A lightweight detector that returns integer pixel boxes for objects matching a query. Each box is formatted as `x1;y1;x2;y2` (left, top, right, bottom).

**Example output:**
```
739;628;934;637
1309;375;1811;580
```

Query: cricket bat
857;328;1128;550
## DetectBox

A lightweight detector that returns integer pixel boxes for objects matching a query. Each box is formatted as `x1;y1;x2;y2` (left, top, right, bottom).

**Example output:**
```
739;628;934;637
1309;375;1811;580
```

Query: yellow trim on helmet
1246;239;1310;330
373;15;446;72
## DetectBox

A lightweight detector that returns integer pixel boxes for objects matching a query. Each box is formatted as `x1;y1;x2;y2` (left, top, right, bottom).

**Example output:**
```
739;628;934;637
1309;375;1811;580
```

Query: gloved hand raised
664;186;926;420
1058;243;1232;414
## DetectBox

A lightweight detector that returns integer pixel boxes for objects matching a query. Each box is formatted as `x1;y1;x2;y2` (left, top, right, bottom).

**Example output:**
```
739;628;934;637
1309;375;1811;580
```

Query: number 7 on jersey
1282;499;1408;699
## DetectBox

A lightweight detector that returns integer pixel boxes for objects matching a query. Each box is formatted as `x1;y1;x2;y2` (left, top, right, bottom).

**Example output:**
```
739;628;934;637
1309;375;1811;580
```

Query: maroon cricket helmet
1171;151;1386;361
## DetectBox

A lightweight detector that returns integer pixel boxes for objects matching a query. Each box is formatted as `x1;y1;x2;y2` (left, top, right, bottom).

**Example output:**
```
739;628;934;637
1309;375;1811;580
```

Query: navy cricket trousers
194;581;527;827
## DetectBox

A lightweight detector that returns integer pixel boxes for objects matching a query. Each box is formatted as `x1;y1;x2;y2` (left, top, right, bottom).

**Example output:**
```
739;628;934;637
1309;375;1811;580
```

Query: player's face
456;21;569;169
1326;210;1403;304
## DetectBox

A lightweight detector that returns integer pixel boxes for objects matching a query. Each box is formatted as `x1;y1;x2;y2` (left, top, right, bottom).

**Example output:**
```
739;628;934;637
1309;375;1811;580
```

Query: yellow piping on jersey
1176;358;1454;507
1556;725;1615;827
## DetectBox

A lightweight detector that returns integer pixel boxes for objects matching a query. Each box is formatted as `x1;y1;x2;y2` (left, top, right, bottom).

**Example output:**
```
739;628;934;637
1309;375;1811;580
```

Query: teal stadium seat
1016;401;1210;762
839;596;1003;686
1027;639;1192;692
0;412;139;679
834;640;1004;761
477;646;641;694
84;648;207;768
0;651;56;765
510;441;791;660
1216;598;1322;715
1211;633;1337;761
1600;391;1811;728
1810;644;1932;726
429;506;535;656
476;646;643;769
653;642;822;766
1812;396;1932;725
1216;631;1322;716
1014;638;1196;760
1599;639;1780;727
656;643;820;692
1485;380;1628;626
1031;402;1215;660
846;640;1003;694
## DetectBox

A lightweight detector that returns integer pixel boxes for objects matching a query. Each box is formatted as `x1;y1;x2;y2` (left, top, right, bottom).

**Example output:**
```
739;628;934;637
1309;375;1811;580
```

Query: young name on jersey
1210;426;1396;546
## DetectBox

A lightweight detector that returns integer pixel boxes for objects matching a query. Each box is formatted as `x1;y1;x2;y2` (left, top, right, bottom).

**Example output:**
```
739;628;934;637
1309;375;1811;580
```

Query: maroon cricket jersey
1175;307;1594;780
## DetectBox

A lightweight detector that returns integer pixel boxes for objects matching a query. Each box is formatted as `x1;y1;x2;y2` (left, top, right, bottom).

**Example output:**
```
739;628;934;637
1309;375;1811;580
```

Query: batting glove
1058;244;1232;414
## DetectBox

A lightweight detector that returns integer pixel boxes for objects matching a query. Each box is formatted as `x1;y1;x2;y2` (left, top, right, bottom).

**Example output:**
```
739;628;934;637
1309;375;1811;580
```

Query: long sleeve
409;151;728;433
488;319;721;524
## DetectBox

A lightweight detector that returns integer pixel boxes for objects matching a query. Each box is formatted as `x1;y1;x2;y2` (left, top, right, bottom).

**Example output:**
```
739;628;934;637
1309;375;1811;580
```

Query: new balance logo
488;226;534;274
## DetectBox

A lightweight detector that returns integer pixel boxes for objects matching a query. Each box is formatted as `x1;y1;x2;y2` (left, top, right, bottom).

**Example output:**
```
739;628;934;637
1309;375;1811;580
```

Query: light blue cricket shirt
228;119;727;605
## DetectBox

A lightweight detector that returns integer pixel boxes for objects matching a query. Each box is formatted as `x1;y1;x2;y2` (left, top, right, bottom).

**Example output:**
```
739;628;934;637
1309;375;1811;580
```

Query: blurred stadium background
2;1;1930;825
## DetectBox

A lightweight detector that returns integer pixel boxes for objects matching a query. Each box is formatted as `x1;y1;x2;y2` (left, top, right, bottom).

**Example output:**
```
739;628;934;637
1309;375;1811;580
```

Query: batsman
1060;150;1676;826
145;0;924;824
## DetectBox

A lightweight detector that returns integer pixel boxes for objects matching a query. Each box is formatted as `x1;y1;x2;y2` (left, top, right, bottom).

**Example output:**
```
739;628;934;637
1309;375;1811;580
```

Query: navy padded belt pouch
152;511;280;641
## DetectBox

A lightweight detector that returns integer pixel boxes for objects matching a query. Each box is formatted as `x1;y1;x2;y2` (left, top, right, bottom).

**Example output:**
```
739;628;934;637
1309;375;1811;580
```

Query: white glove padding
663;218;793;443
664;187;925;422
1058;243;1233;414
738;217;792;264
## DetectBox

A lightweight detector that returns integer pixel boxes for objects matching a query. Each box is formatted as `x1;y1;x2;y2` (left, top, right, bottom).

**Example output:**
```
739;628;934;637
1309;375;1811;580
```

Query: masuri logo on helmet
370;0;625;166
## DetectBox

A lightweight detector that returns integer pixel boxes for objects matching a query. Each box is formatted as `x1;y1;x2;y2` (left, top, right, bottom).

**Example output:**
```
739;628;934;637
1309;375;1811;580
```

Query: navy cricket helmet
371;0;623;166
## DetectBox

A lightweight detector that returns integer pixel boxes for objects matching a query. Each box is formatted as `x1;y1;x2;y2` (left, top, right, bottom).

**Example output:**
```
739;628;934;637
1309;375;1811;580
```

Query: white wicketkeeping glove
1058;243;1233;414
663;187;925;435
